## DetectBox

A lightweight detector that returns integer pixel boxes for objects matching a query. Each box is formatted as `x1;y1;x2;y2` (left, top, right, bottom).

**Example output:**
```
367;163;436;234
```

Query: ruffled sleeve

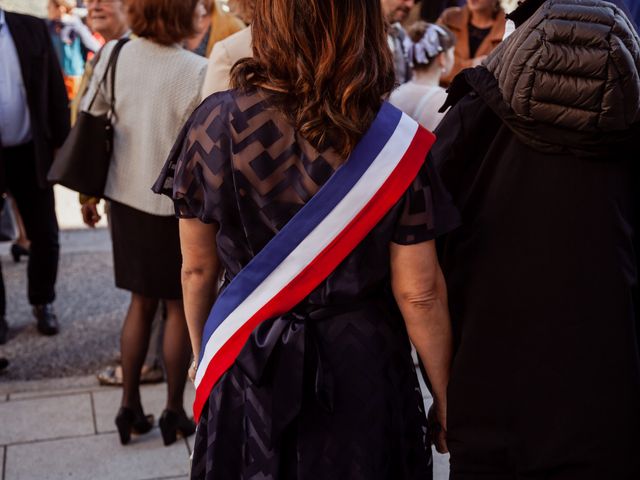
153;91;234;224
392;152;460;245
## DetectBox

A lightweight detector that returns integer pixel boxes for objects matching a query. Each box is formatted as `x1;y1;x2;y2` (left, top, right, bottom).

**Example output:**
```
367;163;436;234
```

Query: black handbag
47;38;129;198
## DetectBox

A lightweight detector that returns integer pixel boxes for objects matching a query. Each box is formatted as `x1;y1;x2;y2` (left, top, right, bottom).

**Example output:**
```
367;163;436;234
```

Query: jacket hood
459;0;640;156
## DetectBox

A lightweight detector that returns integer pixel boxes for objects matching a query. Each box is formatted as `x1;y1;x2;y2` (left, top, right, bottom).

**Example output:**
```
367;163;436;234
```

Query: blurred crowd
0;0;639;459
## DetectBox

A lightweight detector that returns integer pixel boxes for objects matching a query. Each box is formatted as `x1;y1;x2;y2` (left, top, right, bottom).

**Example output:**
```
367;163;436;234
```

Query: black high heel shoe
10;244;29;263
158;409;196;446
115;407;154;445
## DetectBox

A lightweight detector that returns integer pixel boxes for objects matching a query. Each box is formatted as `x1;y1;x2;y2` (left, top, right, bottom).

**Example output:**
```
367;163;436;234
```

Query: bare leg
162;299;191;412
120;293;158;411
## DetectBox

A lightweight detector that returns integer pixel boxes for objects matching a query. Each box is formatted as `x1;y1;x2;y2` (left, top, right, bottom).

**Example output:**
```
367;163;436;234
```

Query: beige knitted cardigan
82;38;207;216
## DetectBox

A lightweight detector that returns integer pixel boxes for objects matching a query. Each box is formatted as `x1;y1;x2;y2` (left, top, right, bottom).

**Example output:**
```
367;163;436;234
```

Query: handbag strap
86;38;130;114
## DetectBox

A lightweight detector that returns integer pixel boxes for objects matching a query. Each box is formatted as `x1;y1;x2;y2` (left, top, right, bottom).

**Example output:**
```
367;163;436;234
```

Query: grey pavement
0;187;450;479
0;380;195;480
0;227;124;381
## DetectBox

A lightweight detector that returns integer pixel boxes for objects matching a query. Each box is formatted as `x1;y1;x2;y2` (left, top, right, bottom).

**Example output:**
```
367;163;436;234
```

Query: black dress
154;89;459;479
433;67;640;479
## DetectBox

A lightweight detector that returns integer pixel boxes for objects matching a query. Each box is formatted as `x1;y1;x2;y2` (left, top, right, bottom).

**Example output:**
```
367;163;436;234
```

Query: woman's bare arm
390;239;452;452
179;218;221;360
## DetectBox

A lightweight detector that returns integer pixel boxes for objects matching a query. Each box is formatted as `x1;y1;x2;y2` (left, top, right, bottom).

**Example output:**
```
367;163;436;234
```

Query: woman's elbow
393;268;448;314
181;262;218;285
396;288;439;312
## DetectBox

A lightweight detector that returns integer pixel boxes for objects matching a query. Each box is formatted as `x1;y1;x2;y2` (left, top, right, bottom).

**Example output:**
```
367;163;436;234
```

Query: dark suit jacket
1;11;70;191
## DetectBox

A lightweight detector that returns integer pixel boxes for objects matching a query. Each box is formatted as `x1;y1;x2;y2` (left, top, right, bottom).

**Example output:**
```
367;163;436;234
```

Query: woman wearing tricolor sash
154;0;460;478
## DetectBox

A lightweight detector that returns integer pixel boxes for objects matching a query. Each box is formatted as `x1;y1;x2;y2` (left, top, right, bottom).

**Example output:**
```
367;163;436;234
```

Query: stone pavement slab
0;376;98;398
93;383;196;434
0;393;94;446
4;430;190;480
10;387;97;401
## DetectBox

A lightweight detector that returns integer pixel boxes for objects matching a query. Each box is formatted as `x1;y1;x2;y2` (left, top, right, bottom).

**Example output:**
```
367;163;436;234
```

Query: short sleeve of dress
392;152;461;245
153;91;233;224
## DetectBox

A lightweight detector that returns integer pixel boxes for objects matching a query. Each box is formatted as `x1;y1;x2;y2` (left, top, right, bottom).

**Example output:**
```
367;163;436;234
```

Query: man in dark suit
0;8;70;343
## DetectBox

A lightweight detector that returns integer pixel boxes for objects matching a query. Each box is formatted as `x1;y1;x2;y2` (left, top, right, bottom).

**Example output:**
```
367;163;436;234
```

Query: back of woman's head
406;21;456;69
128;0;199;45
231;0;395;158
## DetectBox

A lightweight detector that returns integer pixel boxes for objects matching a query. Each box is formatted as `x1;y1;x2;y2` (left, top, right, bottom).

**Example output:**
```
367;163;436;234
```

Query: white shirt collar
0;10;6;29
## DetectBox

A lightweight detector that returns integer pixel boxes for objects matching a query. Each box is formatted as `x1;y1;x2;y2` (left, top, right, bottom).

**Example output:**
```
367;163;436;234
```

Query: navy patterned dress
154;89;459;480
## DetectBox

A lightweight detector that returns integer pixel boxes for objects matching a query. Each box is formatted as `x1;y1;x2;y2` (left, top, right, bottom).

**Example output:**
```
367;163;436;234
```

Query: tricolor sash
193;102;435;421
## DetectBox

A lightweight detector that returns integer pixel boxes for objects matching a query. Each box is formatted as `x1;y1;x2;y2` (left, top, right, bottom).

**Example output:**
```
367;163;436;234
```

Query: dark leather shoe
33;304;59;336
0;358;8;372
0;317;7;344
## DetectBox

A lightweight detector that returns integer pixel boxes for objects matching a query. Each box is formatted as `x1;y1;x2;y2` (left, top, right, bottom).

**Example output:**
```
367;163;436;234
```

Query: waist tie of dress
234;299;385;448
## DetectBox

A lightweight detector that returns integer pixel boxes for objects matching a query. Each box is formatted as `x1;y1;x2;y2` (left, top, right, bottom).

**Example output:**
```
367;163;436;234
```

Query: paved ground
0;378;195;480
0;187;450;479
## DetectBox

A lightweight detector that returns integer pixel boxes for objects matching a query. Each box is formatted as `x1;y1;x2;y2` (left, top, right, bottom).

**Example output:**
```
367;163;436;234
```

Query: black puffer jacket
432;0;640;477
444;0;640;156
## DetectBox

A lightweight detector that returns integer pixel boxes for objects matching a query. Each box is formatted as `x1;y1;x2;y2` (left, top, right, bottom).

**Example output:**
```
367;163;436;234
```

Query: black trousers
0;142;59;316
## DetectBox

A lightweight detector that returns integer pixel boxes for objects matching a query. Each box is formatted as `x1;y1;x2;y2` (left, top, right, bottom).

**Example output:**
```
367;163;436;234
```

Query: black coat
1;11;70;191
433;1;640;477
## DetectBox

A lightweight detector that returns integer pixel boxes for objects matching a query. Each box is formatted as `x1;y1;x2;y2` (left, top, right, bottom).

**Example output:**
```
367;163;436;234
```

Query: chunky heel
114;407;154;446
159;409;196;446
159;414;177;446
115;409;132;445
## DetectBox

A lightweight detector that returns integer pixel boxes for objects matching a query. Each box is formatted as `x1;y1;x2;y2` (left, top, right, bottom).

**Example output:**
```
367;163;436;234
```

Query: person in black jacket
0;8;70;343
433;0;640;478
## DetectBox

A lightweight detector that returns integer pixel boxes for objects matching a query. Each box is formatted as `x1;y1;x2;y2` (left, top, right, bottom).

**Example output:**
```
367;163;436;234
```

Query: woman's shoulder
176;46;209;69
198;89;272;123
91;40;118;74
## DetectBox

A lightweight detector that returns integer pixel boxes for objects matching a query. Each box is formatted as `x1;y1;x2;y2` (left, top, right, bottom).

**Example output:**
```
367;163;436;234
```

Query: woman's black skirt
109;201;182;299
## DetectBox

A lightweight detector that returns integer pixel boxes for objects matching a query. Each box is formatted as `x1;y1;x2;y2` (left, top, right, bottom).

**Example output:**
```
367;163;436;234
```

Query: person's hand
81;202;101;228
188;359;198;384
471;55;488;67
428;401;448;454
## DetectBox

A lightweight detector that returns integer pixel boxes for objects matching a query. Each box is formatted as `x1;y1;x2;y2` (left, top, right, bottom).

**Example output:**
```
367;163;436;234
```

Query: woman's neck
470;8;495;29
411;67;441;87
103;25;129;42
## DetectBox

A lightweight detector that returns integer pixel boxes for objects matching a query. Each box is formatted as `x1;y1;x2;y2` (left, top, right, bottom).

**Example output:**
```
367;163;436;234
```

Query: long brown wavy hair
231;0;396;158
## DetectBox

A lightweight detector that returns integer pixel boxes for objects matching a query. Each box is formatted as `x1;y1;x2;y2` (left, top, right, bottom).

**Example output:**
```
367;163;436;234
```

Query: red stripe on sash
194;127;436;421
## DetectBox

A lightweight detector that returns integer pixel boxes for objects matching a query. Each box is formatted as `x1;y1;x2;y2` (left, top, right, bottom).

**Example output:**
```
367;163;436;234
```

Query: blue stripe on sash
199;103;403;360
